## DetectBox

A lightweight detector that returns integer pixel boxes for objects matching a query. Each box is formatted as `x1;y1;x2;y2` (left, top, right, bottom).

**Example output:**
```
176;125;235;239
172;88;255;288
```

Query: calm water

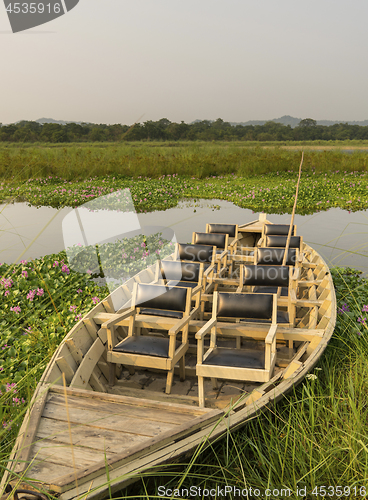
1;199;367;274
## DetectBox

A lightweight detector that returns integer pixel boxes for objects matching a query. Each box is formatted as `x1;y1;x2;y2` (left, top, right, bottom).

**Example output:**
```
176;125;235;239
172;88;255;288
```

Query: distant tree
298;118;317;128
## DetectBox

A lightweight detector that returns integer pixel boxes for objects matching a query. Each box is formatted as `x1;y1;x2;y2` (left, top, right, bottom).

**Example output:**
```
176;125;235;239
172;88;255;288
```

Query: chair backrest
135;283;188;312
161;261;201;283
264;224;296;236
206;223;237;238
216;292;275;321
243;265;290;287
192;232;227;249
265;235;301;250
257;247;297;266
177;243;215;263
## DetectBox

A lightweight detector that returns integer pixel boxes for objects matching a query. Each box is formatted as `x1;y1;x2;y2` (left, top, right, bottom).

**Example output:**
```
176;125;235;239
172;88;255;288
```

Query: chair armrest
195;317;217;340
169;315;191;336
291;267;300;280
229;237;242;247
265;324;277;344
102;308;135;329
204;264;216;277
192;284;202;295
217;249;227;260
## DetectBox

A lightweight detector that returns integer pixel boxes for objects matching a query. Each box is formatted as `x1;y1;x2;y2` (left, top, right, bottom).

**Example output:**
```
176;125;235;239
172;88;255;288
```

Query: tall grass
0;143;368;181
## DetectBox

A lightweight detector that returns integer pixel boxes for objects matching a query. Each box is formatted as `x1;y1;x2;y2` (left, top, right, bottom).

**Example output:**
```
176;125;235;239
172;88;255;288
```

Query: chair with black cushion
154;260;206;316
172;244;218;319
206;223;241;257
263;223;297;236
103;283;194;394
264;234;303;252
173;243;217;287
196;291;278;407
191;232;228;276
237;264;298;326
255;247;300;267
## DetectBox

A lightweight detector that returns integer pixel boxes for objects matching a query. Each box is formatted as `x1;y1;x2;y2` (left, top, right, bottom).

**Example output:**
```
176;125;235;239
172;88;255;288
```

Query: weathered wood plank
42;403;180;437
36;418;150;453
31;438;116;469
70;337;105;389
13;387;50;474
51;409;222;491
46;393;196;425
50;386;210;415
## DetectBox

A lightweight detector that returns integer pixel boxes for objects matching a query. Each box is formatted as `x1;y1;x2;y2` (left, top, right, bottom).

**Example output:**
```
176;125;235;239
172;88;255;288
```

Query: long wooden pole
281;151;304;266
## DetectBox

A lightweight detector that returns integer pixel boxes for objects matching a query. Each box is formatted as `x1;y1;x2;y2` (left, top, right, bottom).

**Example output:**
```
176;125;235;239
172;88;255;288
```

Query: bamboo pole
281;151;304;267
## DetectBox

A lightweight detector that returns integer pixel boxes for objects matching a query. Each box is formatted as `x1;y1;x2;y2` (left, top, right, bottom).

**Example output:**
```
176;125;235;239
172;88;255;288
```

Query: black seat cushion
193;232;227;249
265;235;301;249
161;261;201;283
257;248;296;266
202;347;264;369
243;265;289;287
207;224;237;237
253;285;289;296
136;283;187;312
113;336;179;357
139;308;183;319
264;224;295;236
178;243;214;263
217;292;273;320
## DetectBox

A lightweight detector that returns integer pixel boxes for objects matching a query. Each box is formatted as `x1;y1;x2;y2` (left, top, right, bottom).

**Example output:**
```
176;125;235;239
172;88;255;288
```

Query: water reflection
0;199;367;274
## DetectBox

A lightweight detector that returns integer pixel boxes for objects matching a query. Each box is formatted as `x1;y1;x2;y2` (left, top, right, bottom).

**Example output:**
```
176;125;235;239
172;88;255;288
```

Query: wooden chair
191;232;228;276
196;292;278;407
154;260;206;315
173;243;217;284
237;264;298;326
205;223;241;256
103;283;195;394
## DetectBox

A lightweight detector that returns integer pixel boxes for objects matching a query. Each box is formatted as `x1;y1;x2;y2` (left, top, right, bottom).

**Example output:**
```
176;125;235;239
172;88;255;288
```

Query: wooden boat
1;215;336;500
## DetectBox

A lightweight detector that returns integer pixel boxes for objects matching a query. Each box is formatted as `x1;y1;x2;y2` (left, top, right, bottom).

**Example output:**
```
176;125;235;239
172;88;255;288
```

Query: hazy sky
1;0;368;125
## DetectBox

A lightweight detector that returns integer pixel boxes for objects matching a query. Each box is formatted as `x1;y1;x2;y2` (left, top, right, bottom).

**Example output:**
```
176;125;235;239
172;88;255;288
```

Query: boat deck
17;386;220;490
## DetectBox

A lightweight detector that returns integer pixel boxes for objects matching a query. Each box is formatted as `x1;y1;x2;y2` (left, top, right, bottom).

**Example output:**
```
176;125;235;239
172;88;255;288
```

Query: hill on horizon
3;115;368;128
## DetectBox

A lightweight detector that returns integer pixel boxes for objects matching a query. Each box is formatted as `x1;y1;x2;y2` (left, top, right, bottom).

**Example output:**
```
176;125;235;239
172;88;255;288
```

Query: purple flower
92;296;100;305
362;305;368;313
69;305;77;312
75;313;82;321
357;316;367;326
77;289;82;293
21;270;28;278
53;261;59;267
37;288;44;296
27;289;36;301
61;265;70;275
338;303;350;315
10;306;21;314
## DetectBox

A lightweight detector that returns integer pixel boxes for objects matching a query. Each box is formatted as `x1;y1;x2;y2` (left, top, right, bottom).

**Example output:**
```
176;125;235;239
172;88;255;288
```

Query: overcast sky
1;0;368;125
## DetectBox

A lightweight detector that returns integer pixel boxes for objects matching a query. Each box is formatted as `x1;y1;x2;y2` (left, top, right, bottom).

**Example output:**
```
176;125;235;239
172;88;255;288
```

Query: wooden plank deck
23;386;219;486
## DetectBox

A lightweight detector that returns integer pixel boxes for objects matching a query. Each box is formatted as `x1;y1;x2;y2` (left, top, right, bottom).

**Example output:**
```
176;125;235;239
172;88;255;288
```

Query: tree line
1;118;368;143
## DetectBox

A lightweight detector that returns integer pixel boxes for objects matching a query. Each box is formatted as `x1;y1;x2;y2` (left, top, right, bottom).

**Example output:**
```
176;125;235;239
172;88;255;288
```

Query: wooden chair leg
179;356;186;382
211;377;218;390
126;365;135;376
109;363;116;387
166;369;175;394
198;376;205;408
